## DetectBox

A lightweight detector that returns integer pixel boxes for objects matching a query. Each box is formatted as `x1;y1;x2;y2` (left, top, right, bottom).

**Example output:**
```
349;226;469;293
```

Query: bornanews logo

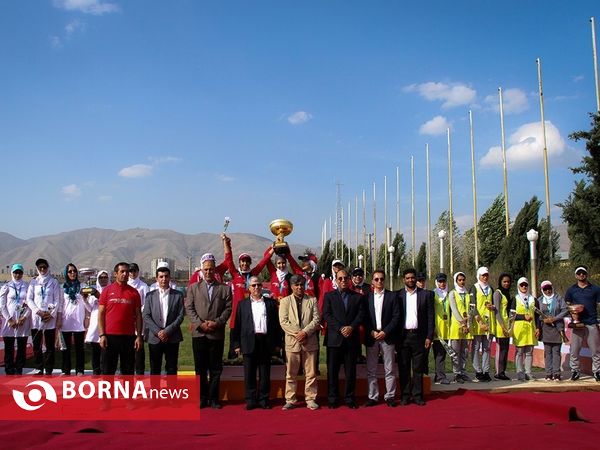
0;376;200;420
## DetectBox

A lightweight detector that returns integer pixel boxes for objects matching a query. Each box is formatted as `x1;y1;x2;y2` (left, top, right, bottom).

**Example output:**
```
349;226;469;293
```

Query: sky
0;0;599;251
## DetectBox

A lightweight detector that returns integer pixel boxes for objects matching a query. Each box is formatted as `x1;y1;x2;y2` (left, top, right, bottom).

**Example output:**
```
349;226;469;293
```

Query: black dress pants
102;334;136;375
149;342;179;375
31;328;56;374
192;336;224;403
3;336;27;375
326;338;358;404
397;331;426;401
242;334;271;405
61;331;85;374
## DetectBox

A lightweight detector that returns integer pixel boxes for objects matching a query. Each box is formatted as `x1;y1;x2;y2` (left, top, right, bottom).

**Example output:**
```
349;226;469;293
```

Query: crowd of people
1;234;599;411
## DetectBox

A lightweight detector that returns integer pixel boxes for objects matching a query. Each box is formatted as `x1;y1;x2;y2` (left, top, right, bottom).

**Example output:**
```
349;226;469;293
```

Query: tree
318;239;333;277
560;112;600;265
391;233;409;276
432;211;461;273
478;194;508;267
459;228;476;273
415;242;427;275
494;196;540;278
537;218;560;271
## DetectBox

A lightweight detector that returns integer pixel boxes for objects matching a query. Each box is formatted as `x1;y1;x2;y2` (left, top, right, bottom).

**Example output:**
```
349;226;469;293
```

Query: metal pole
396;166;400;237
447;128;454;274
347;201;351;266
341;206;344;263
537;58;552;264
373;182;377;270
389;246;395;291
499;87;510;236
362;189;367;272
386;226;392;281
591;17;600;112
439;231;446;274
411;155;415;267
469;110;479;269
527;229;539;298
384;175;388;276
426;143;432;279
355;195;358;268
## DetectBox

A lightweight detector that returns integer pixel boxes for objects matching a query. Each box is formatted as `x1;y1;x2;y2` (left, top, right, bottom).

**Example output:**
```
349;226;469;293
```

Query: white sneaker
306;400;320;410
282;402;296;411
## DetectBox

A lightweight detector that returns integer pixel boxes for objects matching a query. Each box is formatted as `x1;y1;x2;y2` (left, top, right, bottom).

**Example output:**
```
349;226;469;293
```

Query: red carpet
2;391;600;449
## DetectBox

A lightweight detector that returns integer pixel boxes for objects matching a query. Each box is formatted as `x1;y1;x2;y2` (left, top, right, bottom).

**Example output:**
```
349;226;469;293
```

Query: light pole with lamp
358;254;363;270
388;245;395;291
527;229;539;298
438;230;447;274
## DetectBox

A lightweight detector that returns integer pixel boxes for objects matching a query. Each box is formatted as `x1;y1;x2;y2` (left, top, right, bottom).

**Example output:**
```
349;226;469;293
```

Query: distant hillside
0;228;309;277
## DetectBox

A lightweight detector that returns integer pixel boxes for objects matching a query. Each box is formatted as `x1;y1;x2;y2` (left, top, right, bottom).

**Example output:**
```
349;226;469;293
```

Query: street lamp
358;254;363;270
527;229;539;297
438;230;447;273
388;245;395;291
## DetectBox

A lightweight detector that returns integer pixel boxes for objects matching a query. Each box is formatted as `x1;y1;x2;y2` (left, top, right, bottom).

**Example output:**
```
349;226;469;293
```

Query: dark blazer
143;288;185;344
397;287;434;342
323;289;364;347
364;289;400;346
185;279;232;340
231;296;282;355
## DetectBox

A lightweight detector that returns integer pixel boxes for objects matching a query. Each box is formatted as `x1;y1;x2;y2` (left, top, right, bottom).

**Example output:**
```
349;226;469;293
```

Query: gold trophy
567;304;585;328
269;219;293;255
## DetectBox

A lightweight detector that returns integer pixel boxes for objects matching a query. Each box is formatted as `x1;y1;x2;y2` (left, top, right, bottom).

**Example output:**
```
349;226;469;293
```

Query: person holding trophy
513;277;539;381
536;280;568;381
26;258;62;375
448;272;473;383
266;253;303;301
0;264;31;375
564;266;600;382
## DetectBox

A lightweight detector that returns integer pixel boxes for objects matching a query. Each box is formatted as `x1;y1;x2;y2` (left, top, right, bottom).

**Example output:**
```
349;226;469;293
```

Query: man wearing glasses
564;266;600;382
185;253;232;408
364;270;400;407
323;269;364;409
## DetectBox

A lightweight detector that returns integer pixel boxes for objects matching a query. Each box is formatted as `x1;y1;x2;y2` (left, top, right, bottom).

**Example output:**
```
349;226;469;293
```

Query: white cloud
98;195;112;202
484;88;529;114
480;120;566;169
215;173;235;182
65;19;85;36
149;156;181;165
419;115;450;136
573;75;584;83
61;184;82;199
53;0;119;15
118;164;153;178
49;36;62;48
403;81;476;108
287;111;313;125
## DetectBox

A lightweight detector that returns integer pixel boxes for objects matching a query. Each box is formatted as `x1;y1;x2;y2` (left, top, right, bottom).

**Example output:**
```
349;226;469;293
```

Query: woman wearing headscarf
493;273;512;380
26;258;62;375
469;267;494;382
84;270;110;375
0;264;31;374
536;280;568;381
448;272;473;383
61;263;87;375
513;277;539;381
432;273;450;384
266;253;304;301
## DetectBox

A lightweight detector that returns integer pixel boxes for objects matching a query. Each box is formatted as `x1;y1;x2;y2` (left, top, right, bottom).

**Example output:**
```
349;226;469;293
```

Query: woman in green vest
469;266;494;382
513;277;539;381
493;273;512;380
449;272;473;383
432;273;451;384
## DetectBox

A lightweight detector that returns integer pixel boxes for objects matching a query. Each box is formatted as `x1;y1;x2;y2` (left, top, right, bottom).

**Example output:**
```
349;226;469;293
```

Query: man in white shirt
142;265;185;375
397;268;434;406
129;263;149;375
232;276;282;410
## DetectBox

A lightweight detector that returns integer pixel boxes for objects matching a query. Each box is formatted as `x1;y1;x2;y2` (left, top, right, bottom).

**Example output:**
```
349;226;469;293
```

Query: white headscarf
453;272;467;294
476;266;490;293
541;280;555;304
434;278;447;299
96;270;110;294
516;277;533;305
36;265;50;284
275;256;288;283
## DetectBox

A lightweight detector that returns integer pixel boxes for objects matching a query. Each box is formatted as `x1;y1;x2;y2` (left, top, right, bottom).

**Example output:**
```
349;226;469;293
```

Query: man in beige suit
185;253;232;409
279;274;321;410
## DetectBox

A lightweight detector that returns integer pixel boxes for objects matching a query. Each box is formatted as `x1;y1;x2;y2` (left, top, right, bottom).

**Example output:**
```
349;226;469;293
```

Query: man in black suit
397;268;434;406
232;276;282;410
323;268;364;409
364;269;400;407
142;265;185;375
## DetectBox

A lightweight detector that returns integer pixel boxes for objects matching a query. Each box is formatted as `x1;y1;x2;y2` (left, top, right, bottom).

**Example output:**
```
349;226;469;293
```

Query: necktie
342;292;349;311
207;283;214;303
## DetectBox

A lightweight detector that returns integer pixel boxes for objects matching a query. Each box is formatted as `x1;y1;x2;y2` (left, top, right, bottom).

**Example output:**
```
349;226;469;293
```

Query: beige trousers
285;349;318;402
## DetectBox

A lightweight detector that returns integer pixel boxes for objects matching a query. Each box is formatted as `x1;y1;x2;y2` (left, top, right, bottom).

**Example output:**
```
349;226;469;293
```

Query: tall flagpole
347;201;351;266
355;195;358;268
591;17;600;112
341;206;345;263
396;166;400;237
384;175;388;276
499;87;510;236
411;155;415;266
447;128;454;274
362;189;367;268
426;144;432;279
469;110;479;269
373;182;377;271
537;58;552;263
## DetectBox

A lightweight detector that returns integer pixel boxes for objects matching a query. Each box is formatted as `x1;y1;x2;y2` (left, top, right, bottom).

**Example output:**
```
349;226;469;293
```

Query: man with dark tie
185;253;232;409
323;268;364;409
364;270;400;407
397;268;434;406
232;276;282;410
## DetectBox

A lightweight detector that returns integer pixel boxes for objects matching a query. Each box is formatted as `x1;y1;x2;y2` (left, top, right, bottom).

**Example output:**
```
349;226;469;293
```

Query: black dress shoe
246;403;257;411
259;402;271;410
200;399;209;409
210;401;222;409
327;402;339;409
385;399;397;408
399;398;411;406
414;399;426;406
345;401;358;409
365;399;378;407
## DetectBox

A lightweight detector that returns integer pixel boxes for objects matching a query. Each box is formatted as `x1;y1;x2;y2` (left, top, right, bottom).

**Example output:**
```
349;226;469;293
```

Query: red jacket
266;254;304;300
187;257;228;286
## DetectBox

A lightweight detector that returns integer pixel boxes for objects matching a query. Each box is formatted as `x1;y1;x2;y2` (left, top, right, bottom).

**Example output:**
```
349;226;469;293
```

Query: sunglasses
38;265;48;270
373;277;385;281
337;276;350;281
67;270;78;274
250;283;261;287
519;283;529;287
